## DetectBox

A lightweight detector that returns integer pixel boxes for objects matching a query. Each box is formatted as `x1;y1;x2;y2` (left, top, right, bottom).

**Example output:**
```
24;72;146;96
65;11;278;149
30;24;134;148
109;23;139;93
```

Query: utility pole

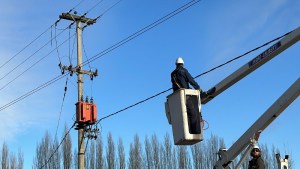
59;12;97;169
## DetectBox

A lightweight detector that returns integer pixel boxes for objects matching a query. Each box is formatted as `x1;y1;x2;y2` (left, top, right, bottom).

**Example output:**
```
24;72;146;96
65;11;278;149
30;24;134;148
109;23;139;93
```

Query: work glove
200;90;208;98
200;87;216;98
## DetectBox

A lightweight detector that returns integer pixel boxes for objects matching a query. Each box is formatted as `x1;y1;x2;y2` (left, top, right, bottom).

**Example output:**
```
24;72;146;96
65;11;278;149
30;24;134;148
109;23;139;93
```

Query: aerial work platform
165;89;203;145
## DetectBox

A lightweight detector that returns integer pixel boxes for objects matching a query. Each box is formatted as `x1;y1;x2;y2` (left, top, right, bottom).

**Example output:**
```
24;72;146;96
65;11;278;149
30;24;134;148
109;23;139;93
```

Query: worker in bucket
171;57;202;134
248;145;265;169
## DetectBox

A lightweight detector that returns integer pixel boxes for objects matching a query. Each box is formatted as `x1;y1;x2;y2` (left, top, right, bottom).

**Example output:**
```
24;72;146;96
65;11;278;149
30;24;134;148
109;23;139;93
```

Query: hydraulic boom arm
202;26;300;104
214;78;300;169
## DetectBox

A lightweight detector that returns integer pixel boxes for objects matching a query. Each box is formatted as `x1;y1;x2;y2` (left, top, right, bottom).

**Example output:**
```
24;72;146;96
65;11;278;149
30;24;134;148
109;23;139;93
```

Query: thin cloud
199;0;289;87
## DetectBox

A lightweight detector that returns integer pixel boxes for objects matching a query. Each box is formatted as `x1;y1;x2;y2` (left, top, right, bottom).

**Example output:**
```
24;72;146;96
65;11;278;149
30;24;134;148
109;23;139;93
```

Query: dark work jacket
248;156;265;169
171;65;200;92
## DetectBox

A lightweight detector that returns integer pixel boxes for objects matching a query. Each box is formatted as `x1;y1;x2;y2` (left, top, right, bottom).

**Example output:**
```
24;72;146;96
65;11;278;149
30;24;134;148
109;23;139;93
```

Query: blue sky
0;0;299;168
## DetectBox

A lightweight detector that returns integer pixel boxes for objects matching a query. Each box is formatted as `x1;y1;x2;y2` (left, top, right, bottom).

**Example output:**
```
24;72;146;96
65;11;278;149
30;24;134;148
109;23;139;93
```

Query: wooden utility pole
60;13;97;169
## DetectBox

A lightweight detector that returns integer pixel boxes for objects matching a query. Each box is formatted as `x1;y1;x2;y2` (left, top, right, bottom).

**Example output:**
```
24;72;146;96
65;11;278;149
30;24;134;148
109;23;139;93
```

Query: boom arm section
214;78;300;169
202;26;300;104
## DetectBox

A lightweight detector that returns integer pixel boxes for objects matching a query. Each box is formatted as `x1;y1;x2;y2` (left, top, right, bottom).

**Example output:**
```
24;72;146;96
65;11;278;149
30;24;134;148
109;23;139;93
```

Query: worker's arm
184;68;200;90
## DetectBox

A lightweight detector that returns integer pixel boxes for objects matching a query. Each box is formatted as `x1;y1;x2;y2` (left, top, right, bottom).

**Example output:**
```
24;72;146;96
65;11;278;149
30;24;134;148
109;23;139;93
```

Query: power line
0;0;85;71
81;0;202;67
0;73;67;111
0;0;92;90
82;35;92;70
0;1;292;121
194;31;292;79
54;26;62;63
96;88;171;124
38;122;75;169
54;76;69;140
1;28;288;168
69;28;77;65
95;31;292;124
71;0;86;11
80;0;124;67
0;33;76;92
6;1;294;167
0;0;116;88
0;30;291;114
0;23;75;83
0;0;121;91
83;0;104;16
0;27;51;70
0;0;201;109
101;0;123;16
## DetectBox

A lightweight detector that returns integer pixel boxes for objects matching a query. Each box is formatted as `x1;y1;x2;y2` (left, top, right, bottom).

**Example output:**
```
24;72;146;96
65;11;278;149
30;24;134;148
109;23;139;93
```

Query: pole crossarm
59;13;97;25
60;64;98;77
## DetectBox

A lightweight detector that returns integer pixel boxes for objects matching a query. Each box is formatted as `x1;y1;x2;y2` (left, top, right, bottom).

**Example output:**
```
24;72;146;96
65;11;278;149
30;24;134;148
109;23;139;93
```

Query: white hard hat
253;145;260;150
176;57;184;64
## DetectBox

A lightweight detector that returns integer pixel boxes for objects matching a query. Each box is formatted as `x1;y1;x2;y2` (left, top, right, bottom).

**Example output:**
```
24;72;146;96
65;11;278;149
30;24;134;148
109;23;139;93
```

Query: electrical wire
54;26;62;63
82;35;92;70
70;30;77;65
68;28;75;64
12;1;294;167
71;0;105;21
38;122;75;169
79;0;124;69
0;73;68;111
81;35;96;98
0;0;85;71
0;27;52;70
33;28;291;168
71;0;86;11
84;0;105;16
202;119;209;130
0;0;120;90
95;30;292;124
0;23;75;83
101;0;123;16
0;1;293;120
1;0;114;90
54;76;69;140
81;0;201;67
79;0;122;31
0;32;76;92
194;31;293;79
